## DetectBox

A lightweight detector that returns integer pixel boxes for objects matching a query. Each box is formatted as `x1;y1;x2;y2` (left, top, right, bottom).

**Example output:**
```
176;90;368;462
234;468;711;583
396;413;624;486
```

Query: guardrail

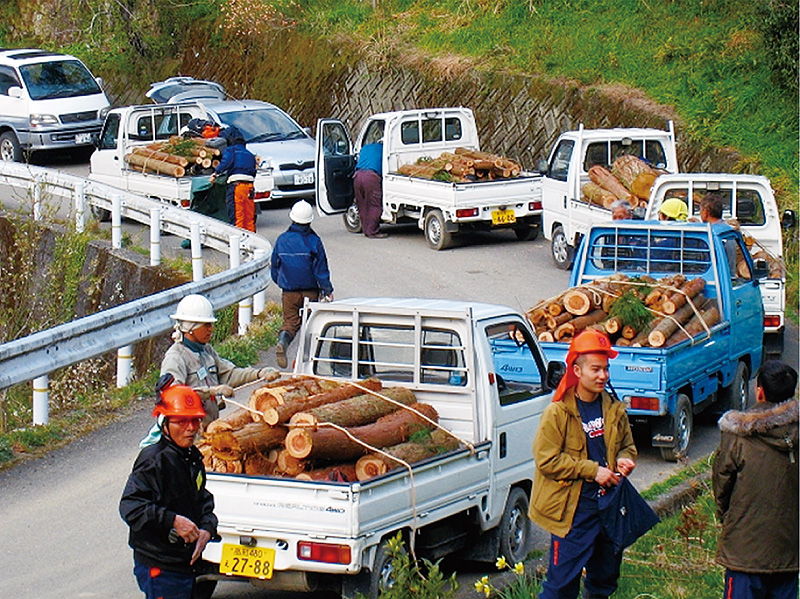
0;161;273;425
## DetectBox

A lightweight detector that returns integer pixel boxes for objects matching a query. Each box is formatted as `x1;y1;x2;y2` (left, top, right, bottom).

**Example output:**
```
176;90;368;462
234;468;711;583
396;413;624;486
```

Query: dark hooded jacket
712;399;799;574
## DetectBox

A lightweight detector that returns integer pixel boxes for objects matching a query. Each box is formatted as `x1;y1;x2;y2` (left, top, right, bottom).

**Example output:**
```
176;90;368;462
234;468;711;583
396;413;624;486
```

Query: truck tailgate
385;173;541;208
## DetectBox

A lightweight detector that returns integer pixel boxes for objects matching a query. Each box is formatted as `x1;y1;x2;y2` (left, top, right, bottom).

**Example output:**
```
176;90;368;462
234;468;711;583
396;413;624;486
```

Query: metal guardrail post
74;181;85;233
191;222;203;281
150;207;161;266
253;248;267;316
111;194;122;248
229;234;252;334
32;375;49;425
117;345;133;388
33;175;42;221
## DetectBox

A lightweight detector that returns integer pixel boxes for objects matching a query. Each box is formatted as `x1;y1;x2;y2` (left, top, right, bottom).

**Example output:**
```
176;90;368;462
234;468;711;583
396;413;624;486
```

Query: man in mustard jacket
530;329;637;599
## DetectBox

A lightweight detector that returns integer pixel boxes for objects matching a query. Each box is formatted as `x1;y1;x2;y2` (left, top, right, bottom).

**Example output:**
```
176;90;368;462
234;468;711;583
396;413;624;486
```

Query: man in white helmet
271;200;334;368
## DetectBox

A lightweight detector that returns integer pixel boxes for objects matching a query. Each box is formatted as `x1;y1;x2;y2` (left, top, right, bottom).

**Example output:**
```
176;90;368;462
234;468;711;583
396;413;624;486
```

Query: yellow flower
484;586;492;598
474;579;486;593
496;556;508;570
513;562;525;575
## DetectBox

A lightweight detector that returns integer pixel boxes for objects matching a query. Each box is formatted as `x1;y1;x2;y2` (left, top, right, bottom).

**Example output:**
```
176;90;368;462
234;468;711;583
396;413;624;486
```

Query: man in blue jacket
209;126;257;232
271;200;334;368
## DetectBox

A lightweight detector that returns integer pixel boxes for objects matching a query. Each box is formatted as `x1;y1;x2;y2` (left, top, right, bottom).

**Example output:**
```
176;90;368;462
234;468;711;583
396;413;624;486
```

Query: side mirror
335;139;347;154
752;258;769;280
7;86;22;98
303;127;312;137
781;209;796;229
537;159;549;175
95;77;104;90
546;361;566;390
631;206;646;220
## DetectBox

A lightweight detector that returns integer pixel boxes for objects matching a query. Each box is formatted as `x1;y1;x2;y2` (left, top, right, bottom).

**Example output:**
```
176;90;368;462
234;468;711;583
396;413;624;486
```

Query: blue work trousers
134;562;194;599
540;501;623;599
723;570;799;599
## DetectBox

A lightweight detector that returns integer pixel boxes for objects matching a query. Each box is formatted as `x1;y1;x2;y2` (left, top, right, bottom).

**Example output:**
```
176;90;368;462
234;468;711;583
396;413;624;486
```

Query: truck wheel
514;225;539;241
424;209;452;250
551;225;573;270
90;203;111;222
0;131;22;162
660;395;692;462
343;203;362;234
499;487;532;564
368;538;402;598
192;579;217;599
718;361;750;412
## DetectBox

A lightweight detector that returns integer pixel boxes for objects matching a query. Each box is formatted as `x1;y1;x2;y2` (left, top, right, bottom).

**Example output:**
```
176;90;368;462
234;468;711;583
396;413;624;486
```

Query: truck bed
385;171;542;208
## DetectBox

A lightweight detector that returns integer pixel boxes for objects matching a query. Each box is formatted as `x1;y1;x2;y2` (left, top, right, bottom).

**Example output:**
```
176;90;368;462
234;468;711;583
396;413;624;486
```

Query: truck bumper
20;125;102;152
764;328;785;358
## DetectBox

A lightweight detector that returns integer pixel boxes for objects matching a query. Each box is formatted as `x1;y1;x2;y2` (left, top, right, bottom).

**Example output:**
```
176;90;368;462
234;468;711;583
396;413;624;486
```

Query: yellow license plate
220;544;275;579
491;209;516;225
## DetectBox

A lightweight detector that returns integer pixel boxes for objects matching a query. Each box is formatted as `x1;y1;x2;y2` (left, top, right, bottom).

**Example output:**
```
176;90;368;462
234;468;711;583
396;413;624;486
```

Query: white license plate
75;133;92;144
294;172;314;185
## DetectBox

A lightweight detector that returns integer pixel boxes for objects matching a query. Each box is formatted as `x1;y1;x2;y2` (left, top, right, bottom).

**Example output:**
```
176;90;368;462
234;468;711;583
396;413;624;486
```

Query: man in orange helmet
530;329;637;599
120;384;218;599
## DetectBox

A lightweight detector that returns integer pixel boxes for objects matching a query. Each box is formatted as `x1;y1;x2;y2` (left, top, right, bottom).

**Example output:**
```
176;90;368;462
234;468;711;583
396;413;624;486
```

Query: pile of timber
198;376;461;482
582;155;664;209
124;136;223;178
396;147;522;183
741;231;784;279
527;274;720;348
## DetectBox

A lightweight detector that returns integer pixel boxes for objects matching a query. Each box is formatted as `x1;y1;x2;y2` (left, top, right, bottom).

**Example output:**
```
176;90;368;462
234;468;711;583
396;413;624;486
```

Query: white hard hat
289;200;314;224
170;294;217;323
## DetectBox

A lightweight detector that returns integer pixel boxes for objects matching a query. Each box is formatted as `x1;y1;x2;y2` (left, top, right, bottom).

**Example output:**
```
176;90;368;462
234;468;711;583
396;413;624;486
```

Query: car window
215;108;304;143
401;120;420;145
19;60;101;100
444;117;462;141
485;321;547;406
363;120;385;145
422;118;442;143
0;66;20;95
98;112;120;150
548;139;574;182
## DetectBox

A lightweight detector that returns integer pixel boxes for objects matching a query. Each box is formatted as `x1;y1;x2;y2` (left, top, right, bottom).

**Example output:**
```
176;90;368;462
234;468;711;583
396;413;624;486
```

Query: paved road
0;152;796;598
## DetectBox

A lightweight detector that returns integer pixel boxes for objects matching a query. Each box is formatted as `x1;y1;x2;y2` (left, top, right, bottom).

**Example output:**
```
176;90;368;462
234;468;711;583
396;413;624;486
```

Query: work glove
195;384;234;399
258;367;280;381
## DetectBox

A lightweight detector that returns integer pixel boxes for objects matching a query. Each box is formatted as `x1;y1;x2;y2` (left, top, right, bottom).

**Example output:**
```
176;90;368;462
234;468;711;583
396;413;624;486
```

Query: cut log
566;309;606;333
662;277;706;315
296;463;358;482
648;296;705;347
527;307;548;326
355;455;388;480
631;319;659;347
611;155;659;199
125;153;185;177
209;423;287;461
130;146;190;167
275;450;305;476
288;387;416;428
546;301;564;316
664;306;721;346
355;430;461;481
538;331;554;342
205;408;253;435
283;402;438;461
263;378;383;425
604;316;622;335
554;321;575;342
588;165;635;201
546;311;572;330
621;325;638;340
582;182;618;208
242;451;275;476
563;288;593;316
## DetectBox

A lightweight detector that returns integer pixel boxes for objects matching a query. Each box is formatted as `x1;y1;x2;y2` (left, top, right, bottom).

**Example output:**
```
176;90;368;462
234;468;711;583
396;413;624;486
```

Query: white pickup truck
644;173;796;357
88;102;272;219
314;108;543;249
539;123;678;269
200;298;557;597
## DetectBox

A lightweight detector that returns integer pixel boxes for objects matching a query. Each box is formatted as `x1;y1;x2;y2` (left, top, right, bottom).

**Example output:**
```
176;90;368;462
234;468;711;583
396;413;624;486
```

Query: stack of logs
582;155;665;209
396;148;522;183
527;274;721;348
199;376;461;482
124;136;222;178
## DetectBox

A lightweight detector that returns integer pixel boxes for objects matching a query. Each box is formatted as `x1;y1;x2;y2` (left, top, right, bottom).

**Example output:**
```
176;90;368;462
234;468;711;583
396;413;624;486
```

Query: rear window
313;323;468;386
400;115;465;145
584;139;668;171
588;229;712;275
664;186;767;226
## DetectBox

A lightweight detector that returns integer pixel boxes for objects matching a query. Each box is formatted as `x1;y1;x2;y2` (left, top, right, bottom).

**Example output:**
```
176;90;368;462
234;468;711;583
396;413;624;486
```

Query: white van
0;48;110;161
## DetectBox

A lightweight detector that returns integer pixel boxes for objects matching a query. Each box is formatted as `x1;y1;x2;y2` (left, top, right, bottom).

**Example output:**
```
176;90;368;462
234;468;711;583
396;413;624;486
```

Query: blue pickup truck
535;221;765;460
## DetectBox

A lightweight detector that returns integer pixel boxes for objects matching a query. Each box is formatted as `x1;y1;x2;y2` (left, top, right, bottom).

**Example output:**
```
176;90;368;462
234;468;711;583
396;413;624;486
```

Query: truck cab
540;123;678;269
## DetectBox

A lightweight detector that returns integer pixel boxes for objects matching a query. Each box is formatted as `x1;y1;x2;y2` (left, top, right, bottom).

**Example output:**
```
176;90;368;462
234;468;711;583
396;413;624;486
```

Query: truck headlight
99;106;110;120
30;114;60;127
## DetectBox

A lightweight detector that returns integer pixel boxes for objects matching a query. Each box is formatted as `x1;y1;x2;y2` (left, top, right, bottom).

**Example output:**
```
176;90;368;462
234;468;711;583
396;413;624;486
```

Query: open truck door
315;119;355;216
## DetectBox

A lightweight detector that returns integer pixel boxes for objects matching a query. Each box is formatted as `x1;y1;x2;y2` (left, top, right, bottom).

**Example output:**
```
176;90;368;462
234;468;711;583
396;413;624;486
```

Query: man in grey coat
713;360;798;599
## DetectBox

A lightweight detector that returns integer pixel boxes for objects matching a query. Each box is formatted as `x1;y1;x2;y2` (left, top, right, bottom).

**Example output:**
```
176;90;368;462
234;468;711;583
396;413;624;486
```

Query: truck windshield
216;109;304;143
20;60;101;100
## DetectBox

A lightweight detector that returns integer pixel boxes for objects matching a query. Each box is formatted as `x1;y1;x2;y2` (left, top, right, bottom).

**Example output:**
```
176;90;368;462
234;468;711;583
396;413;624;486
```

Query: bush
753;0;799;95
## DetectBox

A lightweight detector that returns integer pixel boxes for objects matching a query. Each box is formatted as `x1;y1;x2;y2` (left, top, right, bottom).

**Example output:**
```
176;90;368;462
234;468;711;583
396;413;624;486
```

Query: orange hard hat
152;385;206;419
553;329;618;402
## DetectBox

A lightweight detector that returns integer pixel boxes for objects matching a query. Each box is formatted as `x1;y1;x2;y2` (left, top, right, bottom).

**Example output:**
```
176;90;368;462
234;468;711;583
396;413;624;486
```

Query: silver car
147;77;315;202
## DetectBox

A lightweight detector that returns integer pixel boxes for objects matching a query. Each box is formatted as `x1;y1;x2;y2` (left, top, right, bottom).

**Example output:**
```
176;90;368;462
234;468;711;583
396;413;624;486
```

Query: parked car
147;77;316;202
0;48;110;161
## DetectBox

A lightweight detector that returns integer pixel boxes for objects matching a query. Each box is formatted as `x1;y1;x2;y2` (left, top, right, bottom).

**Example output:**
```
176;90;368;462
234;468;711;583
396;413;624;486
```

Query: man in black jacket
713;360;798;599
120;384;218;599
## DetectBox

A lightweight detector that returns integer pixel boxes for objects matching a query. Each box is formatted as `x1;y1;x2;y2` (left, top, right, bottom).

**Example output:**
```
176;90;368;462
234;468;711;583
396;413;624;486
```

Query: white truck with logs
199;298;559;597
315;107;543;249
538;122;679;268
643;173;796;357
88;102;273;219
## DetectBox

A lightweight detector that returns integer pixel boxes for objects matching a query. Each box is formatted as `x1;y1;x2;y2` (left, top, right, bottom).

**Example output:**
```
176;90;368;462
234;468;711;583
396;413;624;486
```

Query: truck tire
192;579;217;599
551;225;573;270
343;203;362;234
718;361;750;413
514;225;540;241
90;203;111;222
0;131;22;162
499;487;532;564
368;538;402;598
424;209;452;250
660;394;692;462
